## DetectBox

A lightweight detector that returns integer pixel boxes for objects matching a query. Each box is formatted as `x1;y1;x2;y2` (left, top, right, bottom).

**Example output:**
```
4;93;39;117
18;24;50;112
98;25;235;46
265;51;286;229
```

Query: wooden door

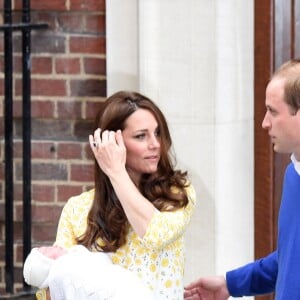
254;0;300;299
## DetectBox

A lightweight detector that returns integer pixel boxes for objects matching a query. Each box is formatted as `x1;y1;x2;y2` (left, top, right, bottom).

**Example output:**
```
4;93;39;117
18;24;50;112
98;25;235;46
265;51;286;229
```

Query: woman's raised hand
89;128;126;178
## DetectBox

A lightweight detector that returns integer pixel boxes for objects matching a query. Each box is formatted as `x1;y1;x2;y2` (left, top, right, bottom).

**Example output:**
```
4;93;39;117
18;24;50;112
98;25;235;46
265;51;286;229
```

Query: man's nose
262;113;270;129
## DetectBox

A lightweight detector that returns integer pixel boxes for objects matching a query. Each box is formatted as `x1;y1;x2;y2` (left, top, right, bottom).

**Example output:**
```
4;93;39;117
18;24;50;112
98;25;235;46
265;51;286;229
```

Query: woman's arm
90;129;196;241
142;184;196;249
90;129;156;237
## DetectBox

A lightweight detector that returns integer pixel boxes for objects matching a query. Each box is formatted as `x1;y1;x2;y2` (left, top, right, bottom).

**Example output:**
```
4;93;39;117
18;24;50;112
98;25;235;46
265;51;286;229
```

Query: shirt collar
291;153;300;175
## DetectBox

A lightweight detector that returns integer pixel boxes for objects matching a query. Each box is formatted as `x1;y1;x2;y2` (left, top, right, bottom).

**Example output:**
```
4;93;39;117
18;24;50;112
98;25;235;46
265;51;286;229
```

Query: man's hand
184;276;230;300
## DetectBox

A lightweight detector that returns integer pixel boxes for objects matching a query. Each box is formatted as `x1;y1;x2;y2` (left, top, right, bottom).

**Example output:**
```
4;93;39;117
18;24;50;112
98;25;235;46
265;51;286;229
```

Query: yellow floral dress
37;185;196;300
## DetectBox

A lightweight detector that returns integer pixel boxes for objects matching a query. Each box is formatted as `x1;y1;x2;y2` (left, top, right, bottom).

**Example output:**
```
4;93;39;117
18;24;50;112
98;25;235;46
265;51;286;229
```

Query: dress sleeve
141;184;196;250
36;288;47;300
54;198;78;249
226;251;278;296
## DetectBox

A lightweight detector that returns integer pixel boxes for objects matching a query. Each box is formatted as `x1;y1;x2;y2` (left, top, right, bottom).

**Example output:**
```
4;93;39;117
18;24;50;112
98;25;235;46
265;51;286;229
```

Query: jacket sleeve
226;251;278;297
141;184;196;250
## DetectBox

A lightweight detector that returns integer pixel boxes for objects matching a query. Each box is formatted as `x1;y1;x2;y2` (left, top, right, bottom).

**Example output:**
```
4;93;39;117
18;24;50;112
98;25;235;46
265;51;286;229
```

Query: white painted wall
106;1;254;298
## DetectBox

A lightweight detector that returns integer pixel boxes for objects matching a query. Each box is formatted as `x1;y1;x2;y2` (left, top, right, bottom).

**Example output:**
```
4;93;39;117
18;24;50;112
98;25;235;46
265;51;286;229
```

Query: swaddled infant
23;245;153;300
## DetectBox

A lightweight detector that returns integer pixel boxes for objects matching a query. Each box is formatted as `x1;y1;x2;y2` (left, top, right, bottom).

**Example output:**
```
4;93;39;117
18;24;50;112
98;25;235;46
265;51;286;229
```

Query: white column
106;1;254;296
138;0;218;279
214;1;254;275
106;0;139;94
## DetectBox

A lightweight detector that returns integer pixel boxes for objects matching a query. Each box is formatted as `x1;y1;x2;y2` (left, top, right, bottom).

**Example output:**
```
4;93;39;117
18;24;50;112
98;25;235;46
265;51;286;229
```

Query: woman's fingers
89;134;96;148
89;129;124;153
93;128;101;146
115;130;125;147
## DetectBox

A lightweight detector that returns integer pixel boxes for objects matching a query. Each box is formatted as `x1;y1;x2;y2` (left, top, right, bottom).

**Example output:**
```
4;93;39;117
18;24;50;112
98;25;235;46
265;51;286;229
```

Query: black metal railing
0;0;48;294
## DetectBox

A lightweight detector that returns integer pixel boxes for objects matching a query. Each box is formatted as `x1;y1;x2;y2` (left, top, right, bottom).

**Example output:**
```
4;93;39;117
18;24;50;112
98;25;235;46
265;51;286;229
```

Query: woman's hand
89;128;127;178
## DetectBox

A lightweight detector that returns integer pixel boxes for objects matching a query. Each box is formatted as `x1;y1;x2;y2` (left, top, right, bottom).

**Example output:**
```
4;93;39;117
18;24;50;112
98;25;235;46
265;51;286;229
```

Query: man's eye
266;105;277;115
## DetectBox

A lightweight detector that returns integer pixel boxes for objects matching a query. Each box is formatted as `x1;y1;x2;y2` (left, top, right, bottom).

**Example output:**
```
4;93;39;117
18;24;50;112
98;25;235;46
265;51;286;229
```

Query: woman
37;91;196;299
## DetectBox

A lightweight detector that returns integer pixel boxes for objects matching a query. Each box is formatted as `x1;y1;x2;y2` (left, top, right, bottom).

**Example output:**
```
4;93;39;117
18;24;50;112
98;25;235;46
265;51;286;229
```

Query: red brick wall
0;0;106;294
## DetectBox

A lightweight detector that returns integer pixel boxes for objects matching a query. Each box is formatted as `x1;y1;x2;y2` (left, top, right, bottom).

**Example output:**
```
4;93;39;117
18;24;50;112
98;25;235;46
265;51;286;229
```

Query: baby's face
38;246;67;259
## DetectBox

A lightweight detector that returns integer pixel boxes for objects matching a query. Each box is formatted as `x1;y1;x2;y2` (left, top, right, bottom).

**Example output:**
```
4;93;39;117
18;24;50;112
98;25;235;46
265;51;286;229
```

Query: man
184;59;300;300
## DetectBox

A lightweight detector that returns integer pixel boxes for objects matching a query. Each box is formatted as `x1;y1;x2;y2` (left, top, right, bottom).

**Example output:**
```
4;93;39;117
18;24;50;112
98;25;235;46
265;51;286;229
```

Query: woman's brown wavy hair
77;91;189;252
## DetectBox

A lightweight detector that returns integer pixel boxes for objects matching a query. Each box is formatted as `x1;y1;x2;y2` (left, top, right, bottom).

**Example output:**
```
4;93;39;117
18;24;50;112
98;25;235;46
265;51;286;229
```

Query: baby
23;245;153;300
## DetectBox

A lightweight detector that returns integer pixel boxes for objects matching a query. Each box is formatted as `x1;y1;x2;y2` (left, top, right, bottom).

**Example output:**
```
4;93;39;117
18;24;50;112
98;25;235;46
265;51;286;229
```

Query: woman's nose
149;136;160;148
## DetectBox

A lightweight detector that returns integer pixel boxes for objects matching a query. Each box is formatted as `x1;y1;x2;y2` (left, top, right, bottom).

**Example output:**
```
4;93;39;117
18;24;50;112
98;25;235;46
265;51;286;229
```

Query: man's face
262;77;300;158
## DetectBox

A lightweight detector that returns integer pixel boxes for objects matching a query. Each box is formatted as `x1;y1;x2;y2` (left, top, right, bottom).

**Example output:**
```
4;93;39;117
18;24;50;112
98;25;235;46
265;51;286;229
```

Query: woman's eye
134;134;145;140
